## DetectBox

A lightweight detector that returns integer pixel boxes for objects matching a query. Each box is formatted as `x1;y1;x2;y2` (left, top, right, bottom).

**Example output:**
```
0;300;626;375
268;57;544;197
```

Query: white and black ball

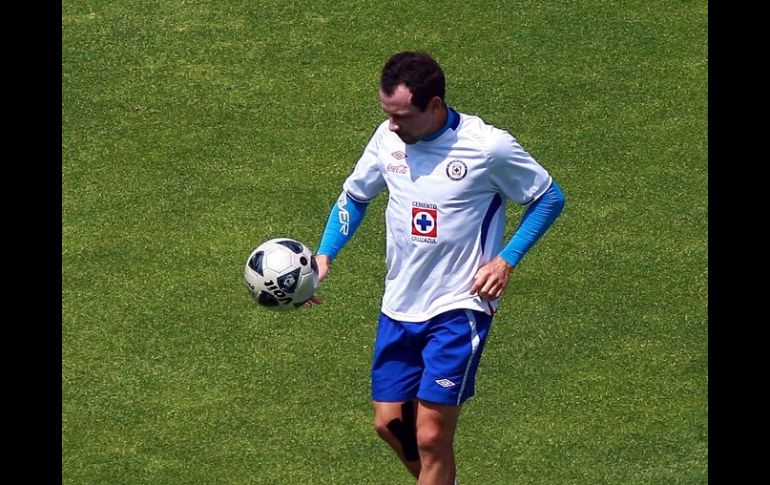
244;238;319;311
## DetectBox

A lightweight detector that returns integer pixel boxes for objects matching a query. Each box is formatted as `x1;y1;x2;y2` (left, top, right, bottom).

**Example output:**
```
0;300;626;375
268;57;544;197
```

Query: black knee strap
386;401;419;461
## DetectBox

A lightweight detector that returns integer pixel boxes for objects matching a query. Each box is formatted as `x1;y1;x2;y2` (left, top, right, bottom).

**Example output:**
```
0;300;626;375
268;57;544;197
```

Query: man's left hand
470;256;514;301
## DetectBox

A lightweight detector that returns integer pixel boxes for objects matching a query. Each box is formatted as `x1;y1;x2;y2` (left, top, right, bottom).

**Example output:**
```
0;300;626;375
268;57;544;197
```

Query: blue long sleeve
316;192;369;261
498;180;565;267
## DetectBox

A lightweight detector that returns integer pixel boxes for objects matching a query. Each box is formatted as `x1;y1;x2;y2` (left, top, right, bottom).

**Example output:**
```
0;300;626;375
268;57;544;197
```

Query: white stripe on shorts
457;310;481;405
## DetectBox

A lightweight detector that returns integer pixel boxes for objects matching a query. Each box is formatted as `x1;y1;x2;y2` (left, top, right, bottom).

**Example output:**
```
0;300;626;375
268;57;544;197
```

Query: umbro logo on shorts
435;378;456;388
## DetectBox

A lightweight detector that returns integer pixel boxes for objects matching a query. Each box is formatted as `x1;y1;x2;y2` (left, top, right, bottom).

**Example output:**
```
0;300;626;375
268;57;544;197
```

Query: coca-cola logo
387;164;408;174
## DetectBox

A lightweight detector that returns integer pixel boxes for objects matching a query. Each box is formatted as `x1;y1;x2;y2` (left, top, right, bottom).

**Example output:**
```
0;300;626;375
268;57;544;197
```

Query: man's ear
429;96;443;113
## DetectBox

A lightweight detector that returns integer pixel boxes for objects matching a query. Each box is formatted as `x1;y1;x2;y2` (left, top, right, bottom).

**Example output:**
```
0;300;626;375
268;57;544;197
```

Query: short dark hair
380;51;445;111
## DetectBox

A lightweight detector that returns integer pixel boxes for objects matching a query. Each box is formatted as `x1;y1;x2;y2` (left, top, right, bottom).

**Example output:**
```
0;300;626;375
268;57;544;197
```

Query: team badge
446;160;468;181
411;207;438;239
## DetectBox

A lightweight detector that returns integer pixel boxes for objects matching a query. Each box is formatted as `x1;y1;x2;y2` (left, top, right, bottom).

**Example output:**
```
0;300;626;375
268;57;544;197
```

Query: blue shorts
371;309;493;406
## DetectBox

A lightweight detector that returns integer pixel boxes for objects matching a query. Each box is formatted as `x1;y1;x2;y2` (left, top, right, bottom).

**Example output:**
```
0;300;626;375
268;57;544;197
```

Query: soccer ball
244;238;319;311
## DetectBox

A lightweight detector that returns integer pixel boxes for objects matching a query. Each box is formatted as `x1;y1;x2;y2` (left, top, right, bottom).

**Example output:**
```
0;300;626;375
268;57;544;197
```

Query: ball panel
263;247;293;273
248;251;265;276
256;291;280;307
276;239;305;254
277;267;301;293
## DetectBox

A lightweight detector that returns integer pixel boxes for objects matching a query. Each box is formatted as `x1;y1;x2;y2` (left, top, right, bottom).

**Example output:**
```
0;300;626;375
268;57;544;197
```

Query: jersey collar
419;105;460;142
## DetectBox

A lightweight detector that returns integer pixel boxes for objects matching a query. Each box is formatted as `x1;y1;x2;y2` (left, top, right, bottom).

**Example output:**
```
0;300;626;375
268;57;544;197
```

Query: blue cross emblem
415;212;434;232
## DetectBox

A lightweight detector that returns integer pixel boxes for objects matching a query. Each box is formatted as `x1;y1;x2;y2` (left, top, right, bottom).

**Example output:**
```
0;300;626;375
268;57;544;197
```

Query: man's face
379;84;436;145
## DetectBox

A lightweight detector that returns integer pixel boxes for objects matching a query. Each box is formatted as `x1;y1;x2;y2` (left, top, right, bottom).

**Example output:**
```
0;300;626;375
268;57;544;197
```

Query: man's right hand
315;254;331;282
303;254;330;308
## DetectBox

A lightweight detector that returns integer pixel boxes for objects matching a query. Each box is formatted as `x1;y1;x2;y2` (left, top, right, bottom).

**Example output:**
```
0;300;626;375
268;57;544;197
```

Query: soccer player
310;51;565;484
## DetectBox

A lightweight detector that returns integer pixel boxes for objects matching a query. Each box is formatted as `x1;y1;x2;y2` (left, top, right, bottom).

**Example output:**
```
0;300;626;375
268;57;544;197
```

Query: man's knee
374;417;393;440
415;402;459;456
416;425;449;455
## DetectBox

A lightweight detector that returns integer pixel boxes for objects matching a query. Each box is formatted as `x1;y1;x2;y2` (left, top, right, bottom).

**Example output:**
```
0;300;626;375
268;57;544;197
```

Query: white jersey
343;110;552;322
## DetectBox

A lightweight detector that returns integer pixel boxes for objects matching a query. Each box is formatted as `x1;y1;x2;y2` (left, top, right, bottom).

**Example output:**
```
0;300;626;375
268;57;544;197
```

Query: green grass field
62;1;707;483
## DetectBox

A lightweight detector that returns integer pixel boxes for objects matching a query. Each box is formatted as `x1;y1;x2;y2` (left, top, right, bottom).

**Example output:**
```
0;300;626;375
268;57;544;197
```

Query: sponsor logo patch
435;379;456;388
411;205;438;239
387;163;408;175
392;151;407;160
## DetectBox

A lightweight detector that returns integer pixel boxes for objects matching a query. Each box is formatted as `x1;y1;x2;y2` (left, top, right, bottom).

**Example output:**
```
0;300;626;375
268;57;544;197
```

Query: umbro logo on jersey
392;151;407;160
435;379;456;388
